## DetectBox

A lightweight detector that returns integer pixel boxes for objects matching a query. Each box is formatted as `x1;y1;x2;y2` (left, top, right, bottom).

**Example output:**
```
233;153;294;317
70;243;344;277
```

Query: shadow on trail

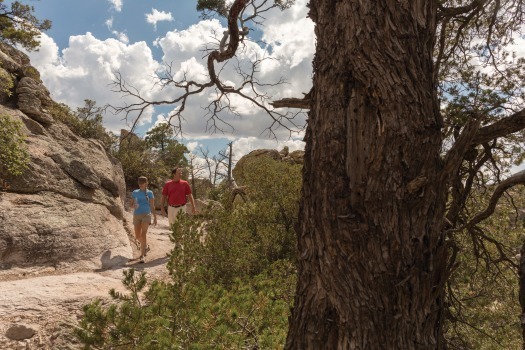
95;250;170;272
123;255;170;271
95;250;129;272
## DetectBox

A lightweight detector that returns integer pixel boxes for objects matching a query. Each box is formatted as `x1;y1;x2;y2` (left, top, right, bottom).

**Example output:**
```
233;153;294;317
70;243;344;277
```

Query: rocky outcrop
0;43;131;272
232;147;304;185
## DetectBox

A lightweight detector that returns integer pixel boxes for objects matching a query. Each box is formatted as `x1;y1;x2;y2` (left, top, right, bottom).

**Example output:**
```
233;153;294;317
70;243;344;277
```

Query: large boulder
232;148;304;185
0;43;131;272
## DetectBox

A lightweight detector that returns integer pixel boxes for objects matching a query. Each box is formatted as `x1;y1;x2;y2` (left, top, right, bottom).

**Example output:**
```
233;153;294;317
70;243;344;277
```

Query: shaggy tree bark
519;243;525;348
285;1;450;348
113;0;525;345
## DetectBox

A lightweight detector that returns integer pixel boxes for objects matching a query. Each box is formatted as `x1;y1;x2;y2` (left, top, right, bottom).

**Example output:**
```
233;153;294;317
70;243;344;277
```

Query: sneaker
139;255;145;263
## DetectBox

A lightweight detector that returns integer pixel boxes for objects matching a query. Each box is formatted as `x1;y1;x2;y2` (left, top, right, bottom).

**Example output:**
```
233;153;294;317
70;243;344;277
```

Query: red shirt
162;179;191;206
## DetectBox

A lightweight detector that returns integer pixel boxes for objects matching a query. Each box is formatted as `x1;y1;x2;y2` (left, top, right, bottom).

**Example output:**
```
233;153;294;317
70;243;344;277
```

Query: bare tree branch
438;0;488;19
107;0;304;139
270;97;310;109
271;89;312;109
467;170;525;228
472;108;525;146
445;142;494;227
441;116;482;184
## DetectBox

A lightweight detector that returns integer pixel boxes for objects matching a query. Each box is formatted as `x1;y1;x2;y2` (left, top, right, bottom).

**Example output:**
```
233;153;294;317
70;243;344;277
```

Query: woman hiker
131;176;157;263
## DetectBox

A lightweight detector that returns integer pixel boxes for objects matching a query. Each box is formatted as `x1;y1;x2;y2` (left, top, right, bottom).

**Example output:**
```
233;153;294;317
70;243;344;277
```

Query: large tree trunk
286;1;449;348
519;244;525;348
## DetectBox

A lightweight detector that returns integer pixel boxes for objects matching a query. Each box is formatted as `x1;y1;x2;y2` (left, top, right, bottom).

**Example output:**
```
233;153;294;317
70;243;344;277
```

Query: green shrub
0;67;14;96
445;187;523;349
0;0;52;51
75;157;302;349
48;100;115;150
0;114;29;176
116;137;161;188
116;125;188;189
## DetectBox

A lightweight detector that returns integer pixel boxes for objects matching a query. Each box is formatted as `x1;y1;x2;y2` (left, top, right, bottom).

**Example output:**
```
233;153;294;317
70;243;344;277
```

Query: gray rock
0;192;130;270
0;43;25;73
0;43;132;272
0;50;21;72
17;111;47;135
289;149;305;164
17;76;53;107
5;324;37;340
15;75;54;126
17;92;54;125
66;159;101;189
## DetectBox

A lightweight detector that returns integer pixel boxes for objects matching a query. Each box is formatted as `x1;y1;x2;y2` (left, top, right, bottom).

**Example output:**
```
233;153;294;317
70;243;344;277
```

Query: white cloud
113;31;129;44
150;114;169;128
108;0;122;12
186;141;200;152
156;19;223;58
25;33;59;67
145;9;174;30
28;32;160;133
154;17;311;140
509;32;525;62
105;17;113;28
261;0;314;68
30;0;314;148
173;57;208;83
105;16;129;44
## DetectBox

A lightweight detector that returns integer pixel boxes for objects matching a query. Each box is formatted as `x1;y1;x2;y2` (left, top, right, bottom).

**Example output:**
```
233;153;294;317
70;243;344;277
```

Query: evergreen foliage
49;100;116;150
0;0;51;50
116;137;158;189
0;113;29;176
73;149;525;348
74;157;301;349
445;187;524;349
145;124;189;178
117;124;189;189
0;65;14;96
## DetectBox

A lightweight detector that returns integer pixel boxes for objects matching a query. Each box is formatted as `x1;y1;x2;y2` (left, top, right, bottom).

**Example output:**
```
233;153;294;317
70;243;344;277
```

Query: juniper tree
110;0;525;348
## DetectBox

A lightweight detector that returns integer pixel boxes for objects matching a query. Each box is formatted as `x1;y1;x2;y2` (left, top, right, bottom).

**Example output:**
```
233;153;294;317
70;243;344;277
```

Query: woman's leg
140;221;149;257
133;220;142;249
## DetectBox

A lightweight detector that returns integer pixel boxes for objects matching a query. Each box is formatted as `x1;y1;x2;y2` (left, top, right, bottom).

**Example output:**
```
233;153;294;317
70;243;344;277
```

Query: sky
16;0;315;163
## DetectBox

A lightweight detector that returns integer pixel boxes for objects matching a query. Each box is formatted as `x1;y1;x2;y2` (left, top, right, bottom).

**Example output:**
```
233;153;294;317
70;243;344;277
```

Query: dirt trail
0;212;174;349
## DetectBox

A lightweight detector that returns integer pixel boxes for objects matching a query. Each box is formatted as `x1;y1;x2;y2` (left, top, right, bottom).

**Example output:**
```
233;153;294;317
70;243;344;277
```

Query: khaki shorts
133;213;152;225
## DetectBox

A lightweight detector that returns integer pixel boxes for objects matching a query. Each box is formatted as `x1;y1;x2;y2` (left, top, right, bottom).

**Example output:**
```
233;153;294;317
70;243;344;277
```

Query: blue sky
29;0;202;55
15;0;314;161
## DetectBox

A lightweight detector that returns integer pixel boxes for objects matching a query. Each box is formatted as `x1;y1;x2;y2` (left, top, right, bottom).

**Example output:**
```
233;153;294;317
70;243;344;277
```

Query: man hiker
160;167;196;225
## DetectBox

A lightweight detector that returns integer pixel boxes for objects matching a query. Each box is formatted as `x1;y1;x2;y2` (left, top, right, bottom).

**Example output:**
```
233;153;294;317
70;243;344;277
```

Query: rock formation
232;147;304;185
0;42;132;273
